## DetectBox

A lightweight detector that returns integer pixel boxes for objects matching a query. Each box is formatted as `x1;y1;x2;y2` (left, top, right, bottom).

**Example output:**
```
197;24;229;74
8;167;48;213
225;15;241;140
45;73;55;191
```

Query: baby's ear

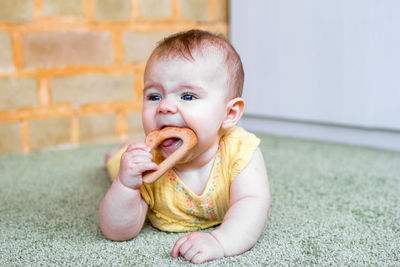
222;97;245;129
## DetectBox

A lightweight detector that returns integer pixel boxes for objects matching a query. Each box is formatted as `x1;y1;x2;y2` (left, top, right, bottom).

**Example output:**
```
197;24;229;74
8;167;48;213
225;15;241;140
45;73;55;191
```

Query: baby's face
142;52;230;162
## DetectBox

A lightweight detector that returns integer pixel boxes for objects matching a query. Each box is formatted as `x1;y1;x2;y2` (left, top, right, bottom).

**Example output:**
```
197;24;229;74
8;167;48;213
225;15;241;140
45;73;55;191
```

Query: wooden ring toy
143;127;198;183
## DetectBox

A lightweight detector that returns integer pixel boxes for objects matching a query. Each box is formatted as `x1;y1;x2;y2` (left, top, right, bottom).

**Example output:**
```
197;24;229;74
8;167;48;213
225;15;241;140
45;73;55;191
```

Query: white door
231;0;400;150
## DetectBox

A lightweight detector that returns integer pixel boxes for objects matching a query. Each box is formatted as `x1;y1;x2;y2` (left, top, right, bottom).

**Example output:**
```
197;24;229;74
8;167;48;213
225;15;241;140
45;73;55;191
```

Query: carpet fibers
1;134;399;266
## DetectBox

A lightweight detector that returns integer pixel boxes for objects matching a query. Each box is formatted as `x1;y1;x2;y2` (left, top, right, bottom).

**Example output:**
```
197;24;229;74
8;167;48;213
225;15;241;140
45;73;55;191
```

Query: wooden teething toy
143;127;198;184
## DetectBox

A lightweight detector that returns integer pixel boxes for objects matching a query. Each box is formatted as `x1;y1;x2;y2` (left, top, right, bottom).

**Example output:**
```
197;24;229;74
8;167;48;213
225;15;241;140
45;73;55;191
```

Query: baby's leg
104;138;143;181
104;144;129;182
104;146;122;165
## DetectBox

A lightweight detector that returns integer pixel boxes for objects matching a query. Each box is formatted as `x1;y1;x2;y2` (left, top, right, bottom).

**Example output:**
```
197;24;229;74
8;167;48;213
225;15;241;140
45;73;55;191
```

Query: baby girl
100;29;270;264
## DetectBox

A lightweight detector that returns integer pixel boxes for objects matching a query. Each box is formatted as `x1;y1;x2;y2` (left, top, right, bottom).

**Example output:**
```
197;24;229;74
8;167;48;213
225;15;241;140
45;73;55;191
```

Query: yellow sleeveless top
106;126;260;232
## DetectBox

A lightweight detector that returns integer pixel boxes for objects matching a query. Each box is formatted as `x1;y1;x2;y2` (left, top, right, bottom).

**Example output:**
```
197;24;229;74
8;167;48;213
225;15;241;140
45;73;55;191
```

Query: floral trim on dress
168;144;223;224
204;146;222;220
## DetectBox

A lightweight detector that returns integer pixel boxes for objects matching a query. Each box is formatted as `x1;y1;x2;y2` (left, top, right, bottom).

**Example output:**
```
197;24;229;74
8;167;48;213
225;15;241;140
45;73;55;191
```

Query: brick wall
0;0;229;154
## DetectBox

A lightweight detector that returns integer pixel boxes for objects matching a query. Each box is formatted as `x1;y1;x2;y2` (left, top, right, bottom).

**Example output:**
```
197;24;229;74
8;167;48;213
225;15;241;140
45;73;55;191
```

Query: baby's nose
158;98;178;114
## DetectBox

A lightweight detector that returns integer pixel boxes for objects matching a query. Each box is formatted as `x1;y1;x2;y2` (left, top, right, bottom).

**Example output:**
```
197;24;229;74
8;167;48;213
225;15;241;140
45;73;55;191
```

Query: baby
99;29;270;264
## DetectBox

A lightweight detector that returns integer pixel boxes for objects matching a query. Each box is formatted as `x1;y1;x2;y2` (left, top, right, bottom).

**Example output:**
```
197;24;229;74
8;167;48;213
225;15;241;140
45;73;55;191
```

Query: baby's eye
181;93;197;101
147;94;161;101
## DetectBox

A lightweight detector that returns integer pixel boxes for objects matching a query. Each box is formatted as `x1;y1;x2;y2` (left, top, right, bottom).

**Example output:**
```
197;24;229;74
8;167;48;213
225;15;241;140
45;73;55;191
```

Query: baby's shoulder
221;127;259;156
220;127;261;180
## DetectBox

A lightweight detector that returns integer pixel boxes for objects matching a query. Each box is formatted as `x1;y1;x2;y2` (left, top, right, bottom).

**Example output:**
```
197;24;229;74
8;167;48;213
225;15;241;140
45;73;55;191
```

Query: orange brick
0;77;38;110
23;32;114;68
0;0;34;23
51;74;134;106
94;0;131;21
0;33;14;71
0;121;21;154
79;113;117;144
180;0;211;22
126;111;144;136
29;117;71;151
123;31;173;64
42;0;84;16
139;0;172;19
0;0;228;154
215;0;228;22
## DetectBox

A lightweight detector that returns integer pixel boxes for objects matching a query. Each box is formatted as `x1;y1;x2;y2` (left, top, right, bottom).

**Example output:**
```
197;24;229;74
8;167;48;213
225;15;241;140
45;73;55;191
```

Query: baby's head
142;30;246;161
145;29;244;100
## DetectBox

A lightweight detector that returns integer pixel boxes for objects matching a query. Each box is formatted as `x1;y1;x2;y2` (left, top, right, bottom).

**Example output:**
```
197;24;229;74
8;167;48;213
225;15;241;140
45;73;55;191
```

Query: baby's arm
211;148;270;254
171;148;270;263
99;142;158;241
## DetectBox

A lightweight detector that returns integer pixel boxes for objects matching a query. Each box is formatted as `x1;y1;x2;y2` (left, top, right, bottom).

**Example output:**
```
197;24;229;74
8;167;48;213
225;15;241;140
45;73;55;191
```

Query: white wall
231;0;400;151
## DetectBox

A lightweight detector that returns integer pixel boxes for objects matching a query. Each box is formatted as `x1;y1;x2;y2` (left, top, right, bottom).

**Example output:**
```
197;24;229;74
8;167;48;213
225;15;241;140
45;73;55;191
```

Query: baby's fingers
123;149;153;163
171;236;187;258
183;246;201;263
118;162;158;189
123;162;158;182
171;232;225;264
135;162;158;173
171;236;203;263
173;241;206;263
191;252;210;264
125;142;151;153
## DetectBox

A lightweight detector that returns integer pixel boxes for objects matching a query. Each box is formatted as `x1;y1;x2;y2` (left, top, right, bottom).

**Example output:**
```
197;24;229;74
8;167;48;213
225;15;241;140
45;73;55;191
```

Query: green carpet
1;134;399;266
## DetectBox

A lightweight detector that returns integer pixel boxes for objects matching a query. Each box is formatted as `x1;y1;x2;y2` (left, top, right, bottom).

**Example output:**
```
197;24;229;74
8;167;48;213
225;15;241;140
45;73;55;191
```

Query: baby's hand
118;142;158;189
171;232;224;264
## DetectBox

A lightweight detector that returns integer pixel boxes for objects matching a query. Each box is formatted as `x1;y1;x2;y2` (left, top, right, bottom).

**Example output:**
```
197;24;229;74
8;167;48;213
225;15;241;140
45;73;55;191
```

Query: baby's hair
148;29;244;98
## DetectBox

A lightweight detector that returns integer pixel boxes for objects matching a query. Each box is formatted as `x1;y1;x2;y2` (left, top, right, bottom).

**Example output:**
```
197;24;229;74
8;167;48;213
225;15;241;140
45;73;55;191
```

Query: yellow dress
106;126;260;232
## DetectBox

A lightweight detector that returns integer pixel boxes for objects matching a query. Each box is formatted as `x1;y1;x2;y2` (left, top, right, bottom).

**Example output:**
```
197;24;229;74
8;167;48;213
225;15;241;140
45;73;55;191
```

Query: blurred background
0;0;399;154
0;0;228;154
232;0;400;152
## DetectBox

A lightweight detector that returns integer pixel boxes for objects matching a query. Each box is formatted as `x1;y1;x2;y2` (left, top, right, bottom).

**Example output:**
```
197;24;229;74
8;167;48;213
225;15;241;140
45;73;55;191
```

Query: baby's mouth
157;125;187;152
160;139;182;158
161;138;181;148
